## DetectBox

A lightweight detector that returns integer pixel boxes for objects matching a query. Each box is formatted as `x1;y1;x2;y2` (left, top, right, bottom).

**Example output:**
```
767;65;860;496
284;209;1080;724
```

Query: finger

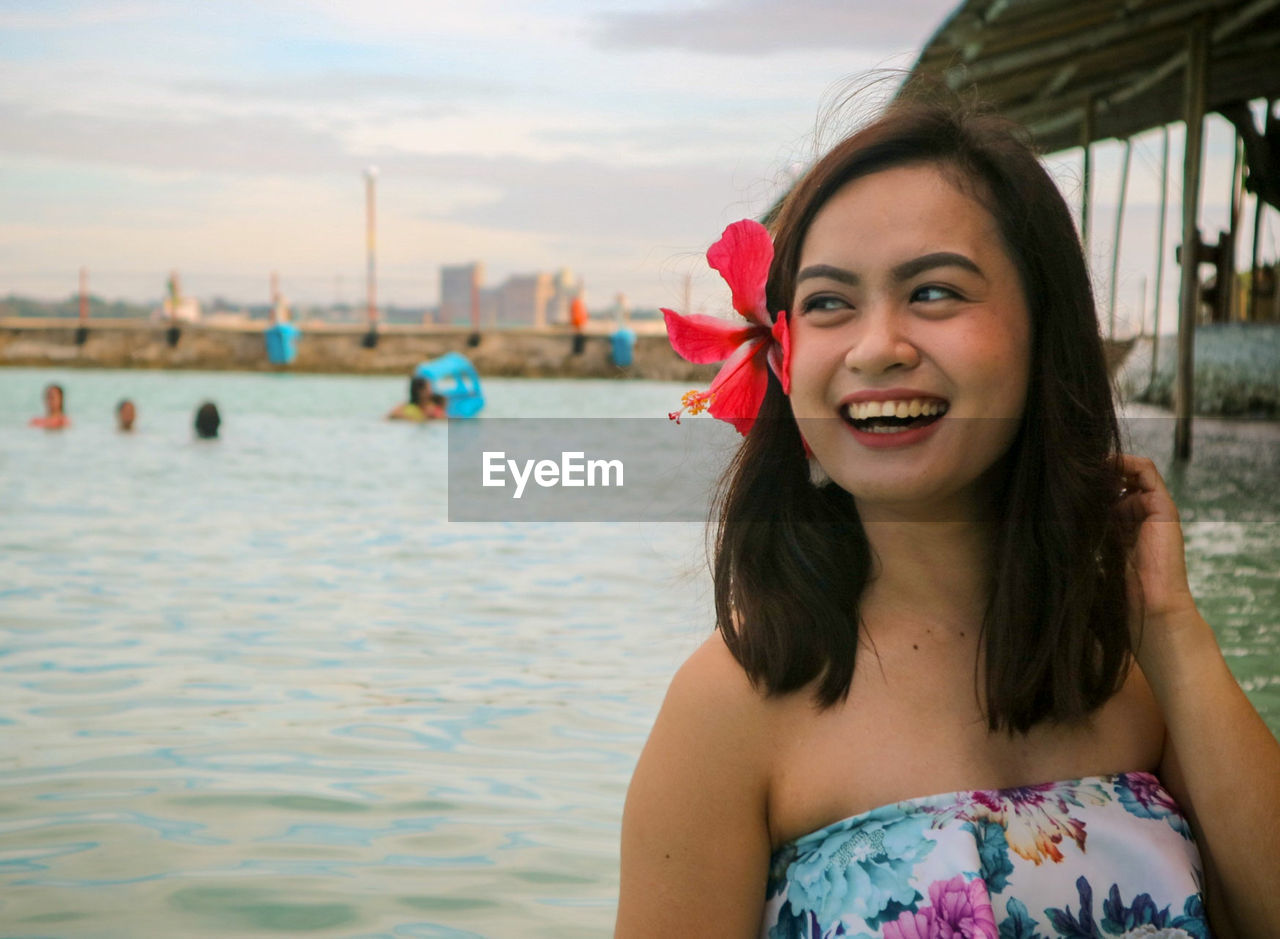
1116;455;1182;523
1113;492;1147;527
1117;454;1166;495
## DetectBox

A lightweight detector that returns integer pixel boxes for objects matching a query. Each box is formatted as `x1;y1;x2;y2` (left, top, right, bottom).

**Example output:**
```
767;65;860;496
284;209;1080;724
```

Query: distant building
439;262;580;327
548;268;580;325
152;271;201;323
478;286;501;325
499;273;555;327
152;295;201;323
440;262;483;326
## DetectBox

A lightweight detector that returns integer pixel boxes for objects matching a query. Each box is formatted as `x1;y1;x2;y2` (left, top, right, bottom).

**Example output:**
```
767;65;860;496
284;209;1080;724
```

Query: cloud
0;99;786;238
394;153;775;243
593;0;956;55
0;1;163;31
0;93;786;305
0;101;353;176
171;71;508;107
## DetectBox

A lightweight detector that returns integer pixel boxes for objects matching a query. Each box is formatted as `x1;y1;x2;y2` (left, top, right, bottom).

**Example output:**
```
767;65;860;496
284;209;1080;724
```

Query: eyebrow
892;252;984;282
795;252;985;287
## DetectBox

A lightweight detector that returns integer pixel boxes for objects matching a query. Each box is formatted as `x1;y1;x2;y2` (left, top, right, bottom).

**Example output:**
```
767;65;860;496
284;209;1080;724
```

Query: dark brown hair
714;95;1129;732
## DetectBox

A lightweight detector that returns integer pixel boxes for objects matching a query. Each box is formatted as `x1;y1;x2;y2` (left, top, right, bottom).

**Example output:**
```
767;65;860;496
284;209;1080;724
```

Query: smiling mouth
843;398;949;435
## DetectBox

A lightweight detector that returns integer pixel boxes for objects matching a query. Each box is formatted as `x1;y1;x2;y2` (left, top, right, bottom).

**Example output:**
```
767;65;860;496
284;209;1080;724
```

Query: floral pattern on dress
768;803;936;937
1044;876;1209;939
762;774;1209;939
882;875;998;939
932;778;1111;865
1112;774;1193;839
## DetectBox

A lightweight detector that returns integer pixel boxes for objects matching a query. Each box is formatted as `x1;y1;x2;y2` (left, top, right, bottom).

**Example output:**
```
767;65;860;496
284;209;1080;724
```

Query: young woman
617;99;1280;937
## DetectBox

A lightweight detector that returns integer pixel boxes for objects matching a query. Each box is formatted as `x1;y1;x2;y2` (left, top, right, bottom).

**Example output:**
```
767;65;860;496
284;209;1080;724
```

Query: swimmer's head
116;398;136;431
194;401;221;439
44;383;64;414
409;376;432;405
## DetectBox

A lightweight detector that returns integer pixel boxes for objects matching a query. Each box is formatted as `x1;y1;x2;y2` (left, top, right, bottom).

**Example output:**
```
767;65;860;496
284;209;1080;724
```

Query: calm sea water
1;367;1277;938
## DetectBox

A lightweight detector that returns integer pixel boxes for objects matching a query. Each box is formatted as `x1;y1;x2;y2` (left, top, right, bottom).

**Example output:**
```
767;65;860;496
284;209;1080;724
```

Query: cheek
963;311;1031;404
786;327;839;416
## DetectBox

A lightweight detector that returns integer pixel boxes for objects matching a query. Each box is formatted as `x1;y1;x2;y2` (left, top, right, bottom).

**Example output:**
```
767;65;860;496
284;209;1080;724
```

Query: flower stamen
668;389;715;424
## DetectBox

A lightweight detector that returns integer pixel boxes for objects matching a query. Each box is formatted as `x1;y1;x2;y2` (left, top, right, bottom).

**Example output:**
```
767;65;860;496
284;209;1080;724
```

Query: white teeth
844;398;947;421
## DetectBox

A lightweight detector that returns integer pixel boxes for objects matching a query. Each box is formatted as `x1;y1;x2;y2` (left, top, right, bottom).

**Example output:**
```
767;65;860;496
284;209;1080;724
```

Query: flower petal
707;336;769;435
663;309;764;364
767;309;791;395
707;220;772;328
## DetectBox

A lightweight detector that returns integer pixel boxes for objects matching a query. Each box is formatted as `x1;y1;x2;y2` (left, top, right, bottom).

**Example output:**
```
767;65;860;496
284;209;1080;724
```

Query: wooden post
1248;100;1273;322
1249;184;1264;322
363;166;379;348
75;266;89;345
1150;125;1170;392
1174;19;1208;461
366;169;377;328
1222;135;1243;322
1108;138;1132;337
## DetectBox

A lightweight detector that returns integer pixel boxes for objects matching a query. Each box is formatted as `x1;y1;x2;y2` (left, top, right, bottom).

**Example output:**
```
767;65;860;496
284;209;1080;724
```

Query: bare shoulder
667;629;770;720
1089;659;1166;773
616;631;774;937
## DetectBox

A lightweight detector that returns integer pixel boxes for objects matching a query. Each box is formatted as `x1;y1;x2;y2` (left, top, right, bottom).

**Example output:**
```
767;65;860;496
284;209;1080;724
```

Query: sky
0;0;1269;327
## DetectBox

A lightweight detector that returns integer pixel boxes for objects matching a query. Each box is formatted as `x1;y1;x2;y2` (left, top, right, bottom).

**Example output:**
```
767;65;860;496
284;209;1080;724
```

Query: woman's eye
800;294;851;314
911;284;959;303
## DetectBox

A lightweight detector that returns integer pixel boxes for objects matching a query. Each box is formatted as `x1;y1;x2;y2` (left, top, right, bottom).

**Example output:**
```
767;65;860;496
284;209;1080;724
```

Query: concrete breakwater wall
0;319;717;382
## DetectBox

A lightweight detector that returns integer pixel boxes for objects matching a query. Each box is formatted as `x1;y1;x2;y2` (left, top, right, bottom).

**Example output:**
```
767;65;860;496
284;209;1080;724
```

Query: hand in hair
1116;452;1280;937
1115;453;1197;632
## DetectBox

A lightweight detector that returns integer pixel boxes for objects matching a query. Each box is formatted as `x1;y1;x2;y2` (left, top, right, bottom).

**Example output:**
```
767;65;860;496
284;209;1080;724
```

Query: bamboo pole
1223;134;1243;322
365;167;378;331
1174;19;1208;461
1108;138;1132;337
1150;125;1171;393
1247;100;1273;322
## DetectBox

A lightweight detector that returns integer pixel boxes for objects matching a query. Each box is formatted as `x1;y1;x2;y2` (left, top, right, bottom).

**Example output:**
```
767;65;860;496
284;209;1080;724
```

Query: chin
825;467;985;523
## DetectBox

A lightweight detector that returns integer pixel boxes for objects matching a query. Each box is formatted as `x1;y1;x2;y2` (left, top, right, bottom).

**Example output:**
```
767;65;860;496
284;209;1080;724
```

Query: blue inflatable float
610;328;636;368
265;322;300;365
414;352;485;418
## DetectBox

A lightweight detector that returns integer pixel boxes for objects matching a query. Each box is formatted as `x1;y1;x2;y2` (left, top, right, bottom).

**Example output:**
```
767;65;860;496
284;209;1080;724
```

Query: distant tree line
0;294;151;319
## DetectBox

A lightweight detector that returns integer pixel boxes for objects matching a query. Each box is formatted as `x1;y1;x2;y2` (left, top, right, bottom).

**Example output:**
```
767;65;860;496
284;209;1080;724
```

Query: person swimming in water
116;399;137;432
29;383;71;429
387;375;446;421
194;401;221;439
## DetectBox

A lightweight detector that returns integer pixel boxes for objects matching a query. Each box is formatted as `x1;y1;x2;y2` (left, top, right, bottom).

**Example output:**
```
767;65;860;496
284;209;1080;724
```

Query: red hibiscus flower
663;219;790;435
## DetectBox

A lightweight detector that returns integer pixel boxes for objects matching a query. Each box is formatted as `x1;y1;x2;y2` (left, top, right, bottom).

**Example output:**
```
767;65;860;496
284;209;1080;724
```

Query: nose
842;304;920;374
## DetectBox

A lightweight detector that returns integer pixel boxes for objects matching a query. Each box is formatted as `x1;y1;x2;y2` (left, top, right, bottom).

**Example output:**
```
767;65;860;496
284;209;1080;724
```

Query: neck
857;499;997;634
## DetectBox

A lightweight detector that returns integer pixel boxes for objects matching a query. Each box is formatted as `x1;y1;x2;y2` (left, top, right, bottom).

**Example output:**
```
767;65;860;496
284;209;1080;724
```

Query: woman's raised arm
1119;454;1280;937
616;634;773;937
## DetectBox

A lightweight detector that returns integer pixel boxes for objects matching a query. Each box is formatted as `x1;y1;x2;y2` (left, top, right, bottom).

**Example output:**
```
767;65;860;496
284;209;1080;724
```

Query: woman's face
787;163;1032;519
44;385;63;414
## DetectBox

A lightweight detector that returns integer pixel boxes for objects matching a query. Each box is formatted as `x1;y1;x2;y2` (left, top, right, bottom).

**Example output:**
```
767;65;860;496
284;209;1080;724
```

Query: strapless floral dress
762;772;1209;939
